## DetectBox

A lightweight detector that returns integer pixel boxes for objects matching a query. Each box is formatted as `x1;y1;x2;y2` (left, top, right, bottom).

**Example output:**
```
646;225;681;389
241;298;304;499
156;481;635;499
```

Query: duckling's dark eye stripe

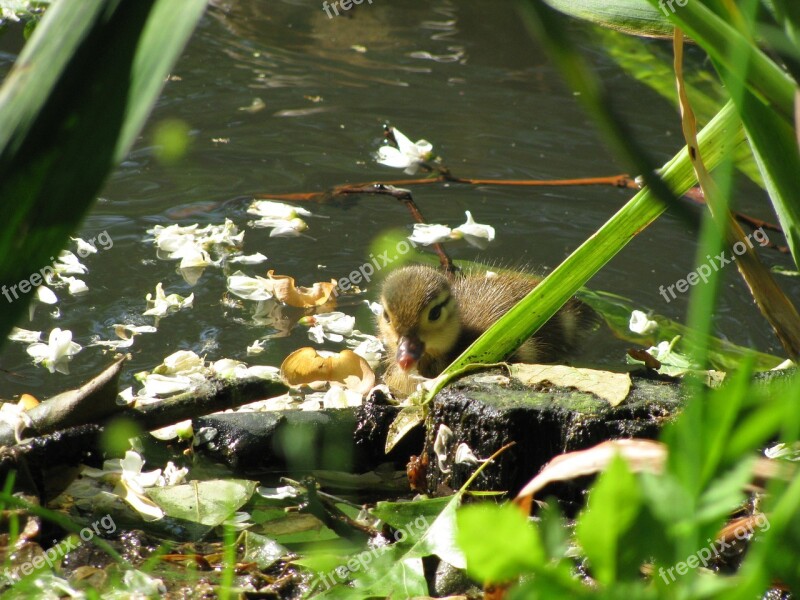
425;291;450;306
427;294;450;310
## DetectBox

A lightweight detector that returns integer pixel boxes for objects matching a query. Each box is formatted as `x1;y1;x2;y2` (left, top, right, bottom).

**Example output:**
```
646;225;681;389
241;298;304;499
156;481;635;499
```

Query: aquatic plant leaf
146;479;257;527
543;0;673;38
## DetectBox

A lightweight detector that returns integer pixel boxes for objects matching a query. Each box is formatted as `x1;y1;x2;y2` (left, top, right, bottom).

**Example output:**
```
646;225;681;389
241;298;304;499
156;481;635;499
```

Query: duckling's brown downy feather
378;264;596;395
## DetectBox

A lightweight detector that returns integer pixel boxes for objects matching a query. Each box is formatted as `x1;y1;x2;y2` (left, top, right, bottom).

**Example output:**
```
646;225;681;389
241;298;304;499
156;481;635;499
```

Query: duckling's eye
428;302;445;322
381;309;391;324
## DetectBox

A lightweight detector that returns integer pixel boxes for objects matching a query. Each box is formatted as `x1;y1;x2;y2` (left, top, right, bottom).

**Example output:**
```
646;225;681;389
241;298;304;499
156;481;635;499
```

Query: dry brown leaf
267;270;336;307
280;347;375;395
515;439;666;502
509;364;631;407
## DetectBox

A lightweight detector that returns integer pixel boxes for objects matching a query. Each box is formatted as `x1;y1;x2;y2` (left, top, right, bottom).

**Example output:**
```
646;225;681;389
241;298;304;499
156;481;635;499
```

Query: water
1;0;796;400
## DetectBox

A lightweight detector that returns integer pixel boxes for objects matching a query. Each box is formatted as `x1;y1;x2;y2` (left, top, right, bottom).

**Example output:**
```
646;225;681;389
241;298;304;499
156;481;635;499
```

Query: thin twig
331;184;457;274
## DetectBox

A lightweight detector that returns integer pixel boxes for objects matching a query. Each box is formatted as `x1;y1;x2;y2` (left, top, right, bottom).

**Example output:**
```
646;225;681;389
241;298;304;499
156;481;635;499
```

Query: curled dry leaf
267;270;336;307
515;439;666;503
280;347;375;396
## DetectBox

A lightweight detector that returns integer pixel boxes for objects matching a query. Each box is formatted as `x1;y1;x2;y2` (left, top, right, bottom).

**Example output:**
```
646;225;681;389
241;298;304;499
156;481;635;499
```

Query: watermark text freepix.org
323;0;372;19
659;0;688;16
314;515;429;590
1;230;113;304
658;227;769;303
332;237;417;296
3;514;116;581
659;513;770;584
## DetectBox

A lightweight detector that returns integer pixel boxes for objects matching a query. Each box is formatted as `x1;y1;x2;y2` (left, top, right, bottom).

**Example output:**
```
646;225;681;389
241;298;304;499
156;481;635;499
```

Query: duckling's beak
396;335;424;371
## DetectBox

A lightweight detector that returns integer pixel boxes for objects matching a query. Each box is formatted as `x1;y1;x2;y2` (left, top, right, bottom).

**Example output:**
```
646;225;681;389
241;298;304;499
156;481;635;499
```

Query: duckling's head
378;265;461;373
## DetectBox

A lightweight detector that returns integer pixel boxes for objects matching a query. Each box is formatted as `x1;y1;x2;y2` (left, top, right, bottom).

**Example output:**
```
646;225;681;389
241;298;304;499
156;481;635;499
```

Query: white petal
257;485;299;500
36;285;58;304
61;276;89;295
72;237;98;255
8;328;42;343
229;252;268;265
308;324;326;344
178;247;212;269
226;272;274;301
629;310;658;335
212;358;247;378
247;200;312;219
162;350;204;374
454;443;483;466
118;480;164;521
247;340;265;355
121;450;145;475
269;218;308;237
413;139;433;156
433;424;454;473
391;127;416;155
408;223;453;245
243;365;281;380
142;374;194;396
376;146;412;169
53;251;88;275
453;211;495;249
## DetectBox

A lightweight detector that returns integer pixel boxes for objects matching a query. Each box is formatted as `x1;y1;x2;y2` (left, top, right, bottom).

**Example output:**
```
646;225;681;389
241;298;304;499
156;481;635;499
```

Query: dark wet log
193;390;423;480
421;370;687;502
0;425;102;498
126;378;289;432
0;358;125;446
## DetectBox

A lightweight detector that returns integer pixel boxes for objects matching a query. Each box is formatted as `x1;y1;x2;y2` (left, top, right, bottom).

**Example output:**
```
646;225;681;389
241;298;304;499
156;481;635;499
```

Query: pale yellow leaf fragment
280;347;375;396
267;270;336;307
509;364;631;407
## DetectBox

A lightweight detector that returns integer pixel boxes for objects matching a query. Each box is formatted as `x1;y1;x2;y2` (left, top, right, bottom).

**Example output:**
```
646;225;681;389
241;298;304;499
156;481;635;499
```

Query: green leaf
575;455;642;586
241;531;287;570
542;0;673;37
456;503;544;583
578;288;783;370
146;479;256;527
371;496;451;541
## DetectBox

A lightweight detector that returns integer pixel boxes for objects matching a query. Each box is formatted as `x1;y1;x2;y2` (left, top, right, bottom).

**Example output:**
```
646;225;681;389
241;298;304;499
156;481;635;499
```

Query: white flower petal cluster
143;282;194;317
88;450;189;520
629;310;658;335
408;211;495;249
146;219;249;274
376;127;433;175
306;312;356;343
53;250;88;275
247;201;312;237
26;328;82;374
226;271;274;301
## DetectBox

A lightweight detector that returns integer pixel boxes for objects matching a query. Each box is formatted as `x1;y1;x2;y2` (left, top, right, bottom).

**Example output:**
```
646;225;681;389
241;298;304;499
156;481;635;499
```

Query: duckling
377;264;595;394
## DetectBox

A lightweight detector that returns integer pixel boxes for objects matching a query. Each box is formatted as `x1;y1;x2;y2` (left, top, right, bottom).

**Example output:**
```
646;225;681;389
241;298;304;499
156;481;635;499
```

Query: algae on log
422;370;687;500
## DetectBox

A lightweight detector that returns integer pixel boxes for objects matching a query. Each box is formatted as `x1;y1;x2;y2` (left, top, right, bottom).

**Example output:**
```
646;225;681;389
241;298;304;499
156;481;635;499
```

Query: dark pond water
1;0;796;400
